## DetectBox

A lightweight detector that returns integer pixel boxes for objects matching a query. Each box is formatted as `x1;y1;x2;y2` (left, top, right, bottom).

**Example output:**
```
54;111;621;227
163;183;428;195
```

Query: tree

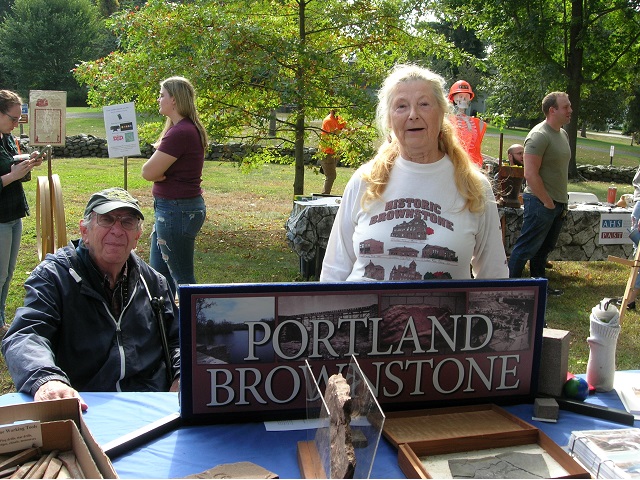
0;0;105;104
97;0;120;17
625;83;640;144
74;0;463;195
444;0;640;178
580;86;626;133
0;0;12;17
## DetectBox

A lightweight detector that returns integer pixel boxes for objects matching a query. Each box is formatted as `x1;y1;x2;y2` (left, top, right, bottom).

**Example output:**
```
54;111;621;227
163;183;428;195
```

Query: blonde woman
142;77;208;299
320;64;507;281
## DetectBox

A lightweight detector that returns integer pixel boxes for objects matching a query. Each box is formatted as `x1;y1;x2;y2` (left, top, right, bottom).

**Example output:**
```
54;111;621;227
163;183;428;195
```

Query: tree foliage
444;0;640;177
0;0;105;104
580;85;627;132
74;0;464;194
97;0;120;17
625;83;640;141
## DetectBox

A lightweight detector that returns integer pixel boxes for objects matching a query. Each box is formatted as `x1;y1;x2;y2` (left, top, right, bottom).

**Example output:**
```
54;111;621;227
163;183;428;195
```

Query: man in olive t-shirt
507;92;572;296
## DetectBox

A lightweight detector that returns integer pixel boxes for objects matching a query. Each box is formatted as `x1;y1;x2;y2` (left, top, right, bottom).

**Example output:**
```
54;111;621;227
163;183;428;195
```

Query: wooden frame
383;404;589;479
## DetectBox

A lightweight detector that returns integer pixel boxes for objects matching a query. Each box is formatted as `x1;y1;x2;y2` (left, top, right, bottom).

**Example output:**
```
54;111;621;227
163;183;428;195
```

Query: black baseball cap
84;187;144;219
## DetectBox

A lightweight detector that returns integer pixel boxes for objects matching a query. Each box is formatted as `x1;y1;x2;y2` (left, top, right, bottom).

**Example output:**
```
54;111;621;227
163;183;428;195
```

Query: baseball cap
84;187;144;219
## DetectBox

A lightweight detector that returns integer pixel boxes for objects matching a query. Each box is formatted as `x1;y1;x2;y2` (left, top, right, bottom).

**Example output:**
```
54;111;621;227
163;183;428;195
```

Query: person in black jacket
1;89;43;336
1;188;180;411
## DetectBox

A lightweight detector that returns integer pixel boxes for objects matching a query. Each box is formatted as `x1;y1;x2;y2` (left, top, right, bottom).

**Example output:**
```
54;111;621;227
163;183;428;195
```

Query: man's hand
34;380;88;411
170;377;180;392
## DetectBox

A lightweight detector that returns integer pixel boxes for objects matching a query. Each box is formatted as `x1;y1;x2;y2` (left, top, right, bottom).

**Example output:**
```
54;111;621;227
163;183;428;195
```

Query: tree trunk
293;0;306;196
566;0;584;180
293;112;305;195
268;109;276;137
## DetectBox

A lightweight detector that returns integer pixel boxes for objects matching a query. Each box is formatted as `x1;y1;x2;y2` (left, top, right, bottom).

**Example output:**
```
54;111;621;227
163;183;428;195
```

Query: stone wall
576;164;636;184
501;207;634;261
484;156;636;185
18;134;319;164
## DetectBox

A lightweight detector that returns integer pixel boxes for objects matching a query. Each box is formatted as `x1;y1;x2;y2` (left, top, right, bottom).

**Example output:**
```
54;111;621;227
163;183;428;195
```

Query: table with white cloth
285;197;341;279
0;376;638;478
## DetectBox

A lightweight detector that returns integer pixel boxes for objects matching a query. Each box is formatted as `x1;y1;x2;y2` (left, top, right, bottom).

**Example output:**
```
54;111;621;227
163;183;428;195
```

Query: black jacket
1;240;180;396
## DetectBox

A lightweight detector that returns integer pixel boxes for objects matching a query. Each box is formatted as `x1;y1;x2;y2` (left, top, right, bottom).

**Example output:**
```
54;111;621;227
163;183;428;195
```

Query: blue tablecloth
1;386;638;479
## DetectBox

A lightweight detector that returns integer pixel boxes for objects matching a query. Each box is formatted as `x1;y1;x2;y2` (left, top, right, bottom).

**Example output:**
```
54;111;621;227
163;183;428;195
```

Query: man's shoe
547;288;564;296
612;298;635;309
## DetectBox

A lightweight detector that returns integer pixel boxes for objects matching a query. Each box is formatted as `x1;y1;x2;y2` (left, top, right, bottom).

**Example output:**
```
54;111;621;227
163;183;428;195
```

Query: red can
607;186;617;204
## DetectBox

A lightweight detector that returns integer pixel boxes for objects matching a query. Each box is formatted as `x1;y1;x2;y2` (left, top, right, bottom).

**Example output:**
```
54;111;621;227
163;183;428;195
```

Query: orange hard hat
448;80;475;102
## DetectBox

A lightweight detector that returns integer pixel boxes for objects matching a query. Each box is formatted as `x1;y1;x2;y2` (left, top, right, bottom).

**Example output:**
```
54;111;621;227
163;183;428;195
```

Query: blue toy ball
563;376;589;401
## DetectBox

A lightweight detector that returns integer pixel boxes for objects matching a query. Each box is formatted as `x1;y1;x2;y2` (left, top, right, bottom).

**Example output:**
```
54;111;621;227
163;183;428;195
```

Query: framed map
29;90;66;146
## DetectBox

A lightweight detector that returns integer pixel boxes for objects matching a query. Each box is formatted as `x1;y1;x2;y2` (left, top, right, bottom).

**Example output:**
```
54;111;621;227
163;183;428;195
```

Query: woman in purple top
142;77;208;300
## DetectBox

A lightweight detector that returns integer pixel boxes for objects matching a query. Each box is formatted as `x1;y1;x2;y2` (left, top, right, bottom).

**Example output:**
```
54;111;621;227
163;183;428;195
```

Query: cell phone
12;154;30;164
11;154;32;182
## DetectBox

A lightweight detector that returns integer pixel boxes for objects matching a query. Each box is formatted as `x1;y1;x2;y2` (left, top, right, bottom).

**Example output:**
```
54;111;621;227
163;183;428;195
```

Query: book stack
568;428;640;478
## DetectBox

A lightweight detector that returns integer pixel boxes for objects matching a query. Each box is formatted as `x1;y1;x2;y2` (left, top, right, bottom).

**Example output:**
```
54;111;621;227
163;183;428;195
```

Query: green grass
2;120;640;395
483;125;639;167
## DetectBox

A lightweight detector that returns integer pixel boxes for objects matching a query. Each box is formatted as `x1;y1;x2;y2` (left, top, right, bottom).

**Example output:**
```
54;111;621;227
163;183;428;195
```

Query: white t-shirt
320;155;508;281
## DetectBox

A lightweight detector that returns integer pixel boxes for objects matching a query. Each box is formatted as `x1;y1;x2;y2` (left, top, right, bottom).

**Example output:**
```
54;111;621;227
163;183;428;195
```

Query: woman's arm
142;149;178;182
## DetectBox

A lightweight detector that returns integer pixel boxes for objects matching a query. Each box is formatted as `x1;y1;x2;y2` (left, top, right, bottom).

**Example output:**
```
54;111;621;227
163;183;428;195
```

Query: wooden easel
608;246;640;323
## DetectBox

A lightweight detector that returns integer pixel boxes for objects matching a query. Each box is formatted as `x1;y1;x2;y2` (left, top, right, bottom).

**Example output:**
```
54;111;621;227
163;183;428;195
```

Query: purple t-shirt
153;118;205;199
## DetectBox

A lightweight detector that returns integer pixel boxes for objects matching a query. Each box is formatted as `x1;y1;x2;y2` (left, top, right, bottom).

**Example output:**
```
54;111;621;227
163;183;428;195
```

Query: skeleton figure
448;80;486;168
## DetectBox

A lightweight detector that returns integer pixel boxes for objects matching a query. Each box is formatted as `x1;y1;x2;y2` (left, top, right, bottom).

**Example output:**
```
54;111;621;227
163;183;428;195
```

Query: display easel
35;146;67;260
29;90;67;260
297;357;384;479
607;247;640;323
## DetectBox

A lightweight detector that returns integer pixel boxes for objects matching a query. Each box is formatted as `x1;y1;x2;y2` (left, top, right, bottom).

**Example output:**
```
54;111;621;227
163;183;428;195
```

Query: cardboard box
382;404;589;479
0;398;117;478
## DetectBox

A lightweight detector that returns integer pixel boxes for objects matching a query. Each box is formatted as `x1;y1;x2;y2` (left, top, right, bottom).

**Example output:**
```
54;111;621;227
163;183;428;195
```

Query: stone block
534;397;559;421
537;328;570;397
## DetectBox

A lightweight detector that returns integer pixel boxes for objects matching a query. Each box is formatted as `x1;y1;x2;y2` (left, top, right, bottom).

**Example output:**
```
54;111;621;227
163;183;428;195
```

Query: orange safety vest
450;114;486;167
320;115;346;155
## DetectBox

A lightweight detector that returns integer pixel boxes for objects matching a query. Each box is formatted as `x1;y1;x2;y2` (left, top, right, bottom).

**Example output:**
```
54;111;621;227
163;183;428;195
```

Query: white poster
29;90;66;146
599;212;633;245
103;102;141;158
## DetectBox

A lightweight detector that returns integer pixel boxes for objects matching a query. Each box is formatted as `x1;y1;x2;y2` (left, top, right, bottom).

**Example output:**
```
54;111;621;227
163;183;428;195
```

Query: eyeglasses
2;111;20;123
94;212;141;231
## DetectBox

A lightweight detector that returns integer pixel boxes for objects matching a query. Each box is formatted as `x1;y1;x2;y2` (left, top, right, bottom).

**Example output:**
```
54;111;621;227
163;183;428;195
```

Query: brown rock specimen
325;373;356;479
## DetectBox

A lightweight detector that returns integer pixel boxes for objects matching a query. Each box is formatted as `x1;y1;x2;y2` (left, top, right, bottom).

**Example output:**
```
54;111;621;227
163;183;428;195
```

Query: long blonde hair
154;76;208;149
362;64;487;213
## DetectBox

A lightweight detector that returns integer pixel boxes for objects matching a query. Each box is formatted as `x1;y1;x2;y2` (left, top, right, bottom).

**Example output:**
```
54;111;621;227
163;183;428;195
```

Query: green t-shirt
523;121;570;203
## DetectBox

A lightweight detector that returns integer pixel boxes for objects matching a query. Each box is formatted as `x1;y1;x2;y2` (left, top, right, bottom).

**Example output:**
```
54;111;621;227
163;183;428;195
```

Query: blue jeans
508;193;566;278
150;196;206;299
0;219;22;326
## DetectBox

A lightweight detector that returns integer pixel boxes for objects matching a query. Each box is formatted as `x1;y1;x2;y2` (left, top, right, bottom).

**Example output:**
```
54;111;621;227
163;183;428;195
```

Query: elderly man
1;188;180;410
507;92;572;295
